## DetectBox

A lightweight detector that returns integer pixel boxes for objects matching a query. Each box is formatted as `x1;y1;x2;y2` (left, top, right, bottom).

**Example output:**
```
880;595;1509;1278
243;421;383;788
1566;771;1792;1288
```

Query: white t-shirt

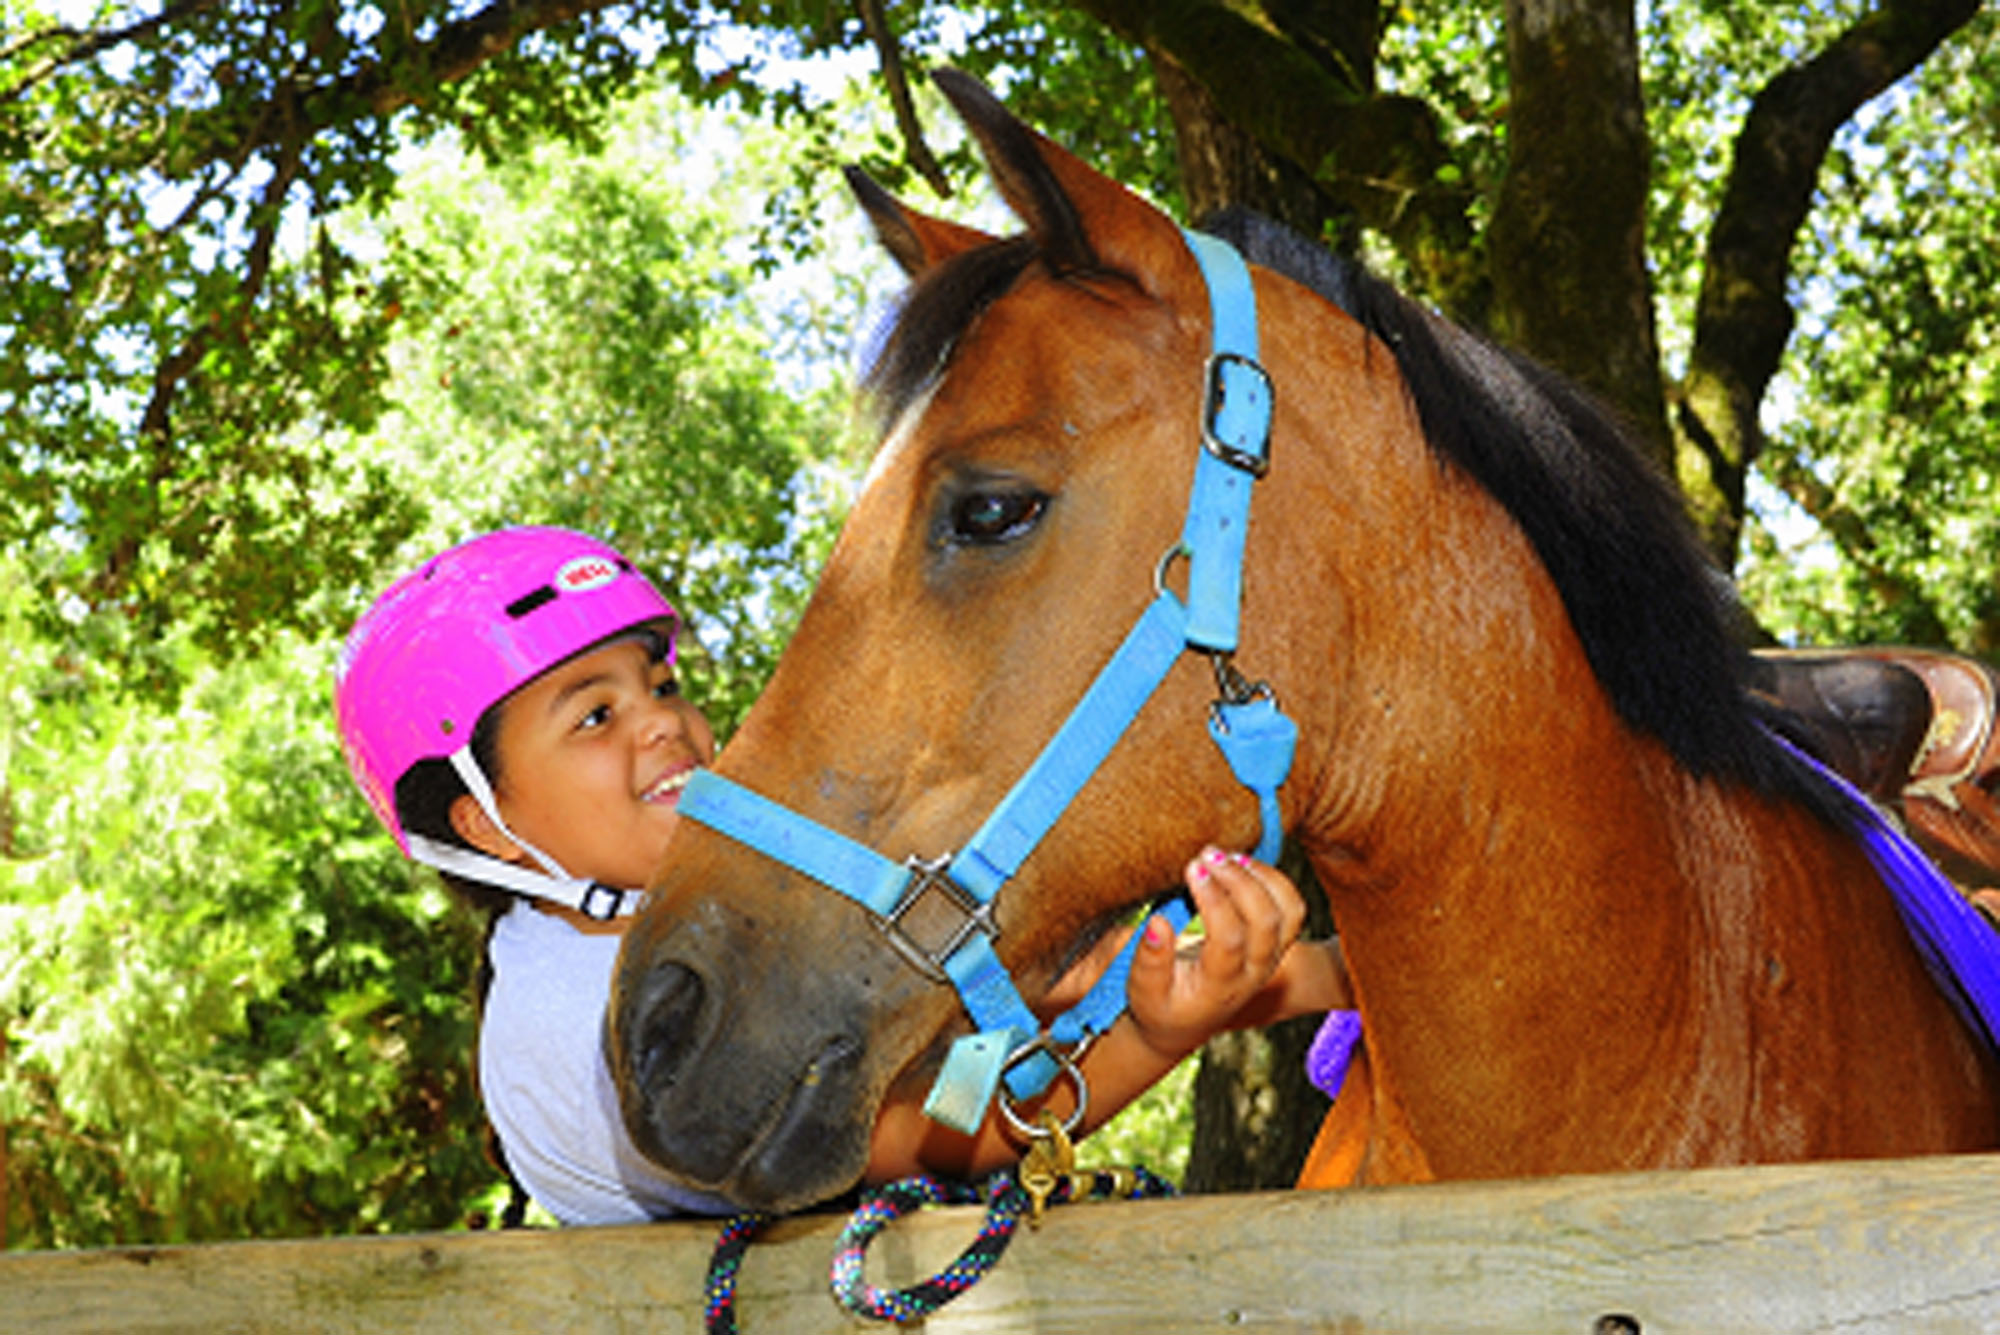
480;900;735;1225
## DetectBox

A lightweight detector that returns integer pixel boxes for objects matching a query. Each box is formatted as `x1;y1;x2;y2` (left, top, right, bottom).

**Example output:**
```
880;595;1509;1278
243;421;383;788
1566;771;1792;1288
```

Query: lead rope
701;1163;1176;1331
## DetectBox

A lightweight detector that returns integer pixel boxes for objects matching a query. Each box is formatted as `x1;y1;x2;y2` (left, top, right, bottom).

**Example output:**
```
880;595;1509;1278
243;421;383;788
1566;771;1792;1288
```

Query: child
335;525;1350;1224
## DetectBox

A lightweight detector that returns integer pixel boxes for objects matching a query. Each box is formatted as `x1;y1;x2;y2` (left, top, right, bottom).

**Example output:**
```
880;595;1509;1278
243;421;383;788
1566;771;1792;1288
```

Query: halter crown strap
1181;228;1291;865
674;227;1286;1133
1180;229;1273;655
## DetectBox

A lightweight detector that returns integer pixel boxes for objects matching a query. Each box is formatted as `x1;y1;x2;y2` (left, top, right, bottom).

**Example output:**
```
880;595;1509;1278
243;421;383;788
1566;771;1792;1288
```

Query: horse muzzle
608;883;949;1212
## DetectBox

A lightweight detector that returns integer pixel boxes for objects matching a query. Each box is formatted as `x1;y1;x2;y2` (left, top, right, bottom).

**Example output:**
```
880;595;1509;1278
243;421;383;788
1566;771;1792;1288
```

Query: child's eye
579;704;612;731
652;675;679;700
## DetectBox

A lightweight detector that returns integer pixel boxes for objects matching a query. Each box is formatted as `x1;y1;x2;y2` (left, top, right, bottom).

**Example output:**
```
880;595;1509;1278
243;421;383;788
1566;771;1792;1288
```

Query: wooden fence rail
5;1152;1999;1333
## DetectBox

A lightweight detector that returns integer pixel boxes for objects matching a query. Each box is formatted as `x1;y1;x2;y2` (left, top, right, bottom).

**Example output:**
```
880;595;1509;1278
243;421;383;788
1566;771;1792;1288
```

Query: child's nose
639;696;689;745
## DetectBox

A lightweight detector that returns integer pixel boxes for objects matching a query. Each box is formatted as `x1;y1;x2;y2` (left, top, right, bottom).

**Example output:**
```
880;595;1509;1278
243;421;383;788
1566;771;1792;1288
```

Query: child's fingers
1125;911;1178;1007
1242;855;1307;945
1214;851;1306;950
1189;848;1305;975
1186;849;1251;975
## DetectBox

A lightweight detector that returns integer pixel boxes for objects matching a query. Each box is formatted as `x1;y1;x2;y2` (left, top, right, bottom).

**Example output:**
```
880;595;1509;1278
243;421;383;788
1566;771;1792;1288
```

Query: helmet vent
505;586;558;619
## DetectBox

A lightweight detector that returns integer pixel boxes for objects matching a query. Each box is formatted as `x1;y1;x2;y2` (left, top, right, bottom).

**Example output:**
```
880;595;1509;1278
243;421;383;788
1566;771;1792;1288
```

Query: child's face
485;634;715;890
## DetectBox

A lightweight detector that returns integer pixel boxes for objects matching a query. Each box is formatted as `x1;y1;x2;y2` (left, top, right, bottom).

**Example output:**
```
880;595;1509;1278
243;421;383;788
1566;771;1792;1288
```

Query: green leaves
1743;11;2000;653
0;2;668;695
0;636;491;1247
2;76;865;1246
362;85;864;734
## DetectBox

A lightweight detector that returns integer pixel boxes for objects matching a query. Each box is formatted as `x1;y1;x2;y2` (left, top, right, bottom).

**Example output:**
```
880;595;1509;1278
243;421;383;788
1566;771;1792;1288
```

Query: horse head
607;72;1350;1210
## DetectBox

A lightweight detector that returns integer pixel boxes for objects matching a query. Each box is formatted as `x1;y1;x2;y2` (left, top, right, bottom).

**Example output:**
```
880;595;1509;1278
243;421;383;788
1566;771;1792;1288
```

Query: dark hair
394;703;539;1225
393;704;515;920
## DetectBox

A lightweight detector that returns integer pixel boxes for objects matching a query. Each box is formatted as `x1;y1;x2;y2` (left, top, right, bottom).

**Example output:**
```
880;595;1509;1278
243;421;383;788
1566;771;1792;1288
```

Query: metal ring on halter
995;1035;1091;1141
1154;542;1190;600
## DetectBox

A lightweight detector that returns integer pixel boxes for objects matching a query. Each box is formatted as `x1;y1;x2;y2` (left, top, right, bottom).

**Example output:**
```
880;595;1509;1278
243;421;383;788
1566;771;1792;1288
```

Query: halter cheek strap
675;228;1294;1134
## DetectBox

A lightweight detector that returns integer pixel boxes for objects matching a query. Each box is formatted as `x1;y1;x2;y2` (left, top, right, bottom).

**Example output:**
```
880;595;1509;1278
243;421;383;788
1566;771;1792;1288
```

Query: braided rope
831;1166;1178;1323
829;1174;1023;1323
703;1211;772;1335
703;1166;1178;1330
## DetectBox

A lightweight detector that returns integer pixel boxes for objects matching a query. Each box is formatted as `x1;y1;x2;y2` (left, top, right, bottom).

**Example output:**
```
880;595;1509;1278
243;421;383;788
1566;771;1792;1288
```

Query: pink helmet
335;526;678;852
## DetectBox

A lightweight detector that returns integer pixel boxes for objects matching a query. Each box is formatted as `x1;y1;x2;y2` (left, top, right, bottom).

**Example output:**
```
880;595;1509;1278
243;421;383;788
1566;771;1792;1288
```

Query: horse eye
947;489;1048;546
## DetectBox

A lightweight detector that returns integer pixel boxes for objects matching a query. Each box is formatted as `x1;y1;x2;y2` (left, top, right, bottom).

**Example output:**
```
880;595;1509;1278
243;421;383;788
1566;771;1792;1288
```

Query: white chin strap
402;748;642;921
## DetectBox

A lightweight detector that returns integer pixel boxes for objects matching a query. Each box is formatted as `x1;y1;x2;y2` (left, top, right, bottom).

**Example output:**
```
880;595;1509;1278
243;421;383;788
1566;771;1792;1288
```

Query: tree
354;89;860;730
1736;22;2000;652
7;0;1992;655
0;622;497;1248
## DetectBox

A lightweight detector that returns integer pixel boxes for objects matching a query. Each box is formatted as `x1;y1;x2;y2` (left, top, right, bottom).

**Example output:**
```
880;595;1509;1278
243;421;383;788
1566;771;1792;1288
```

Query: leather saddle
1748;647;2000;925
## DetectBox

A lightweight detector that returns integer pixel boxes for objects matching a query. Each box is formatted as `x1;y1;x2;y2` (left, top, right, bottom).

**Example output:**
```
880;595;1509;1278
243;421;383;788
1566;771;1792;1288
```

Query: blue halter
673;228;1296;1134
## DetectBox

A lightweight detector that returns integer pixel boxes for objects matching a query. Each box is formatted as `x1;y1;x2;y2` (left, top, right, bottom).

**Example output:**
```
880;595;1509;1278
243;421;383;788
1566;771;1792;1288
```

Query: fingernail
1230;852;1251;868
1203;846;1228;865
1144;916;1172;948
1190;859;1211;881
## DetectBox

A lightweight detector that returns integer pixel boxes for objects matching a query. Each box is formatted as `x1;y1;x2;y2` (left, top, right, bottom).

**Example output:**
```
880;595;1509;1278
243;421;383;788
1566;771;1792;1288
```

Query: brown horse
608;72;2000;1212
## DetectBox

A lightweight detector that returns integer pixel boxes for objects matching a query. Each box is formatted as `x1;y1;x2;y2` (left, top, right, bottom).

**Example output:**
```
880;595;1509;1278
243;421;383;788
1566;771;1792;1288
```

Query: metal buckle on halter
1202;351;1273;477
878;853;998;983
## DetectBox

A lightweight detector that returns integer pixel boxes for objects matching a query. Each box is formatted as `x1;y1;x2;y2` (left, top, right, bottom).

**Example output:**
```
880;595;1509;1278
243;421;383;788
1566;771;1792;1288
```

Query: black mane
1202;208;1843;818
857;202;1846;821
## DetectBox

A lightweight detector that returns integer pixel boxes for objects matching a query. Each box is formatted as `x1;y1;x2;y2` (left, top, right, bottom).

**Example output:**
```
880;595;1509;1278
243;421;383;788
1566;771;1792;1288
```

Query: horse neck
1300;626;1976;1173
1250;347;1888;1171
1307;691;1888;1175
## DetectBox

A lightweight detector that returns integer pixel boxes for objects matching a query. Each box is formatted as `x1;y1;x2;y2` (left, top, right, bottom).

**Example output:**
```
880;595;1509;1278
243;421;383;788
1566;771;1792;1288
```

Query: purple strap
1777;733;2000;1062
1306;1008;1363;1099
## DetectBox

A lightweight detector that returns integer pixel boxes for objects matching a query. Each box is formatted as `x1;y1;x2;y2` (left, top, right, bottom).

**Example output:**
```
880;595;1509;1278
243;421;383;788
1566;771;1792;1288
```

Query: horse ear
931;68;1194;290
844;165;997;277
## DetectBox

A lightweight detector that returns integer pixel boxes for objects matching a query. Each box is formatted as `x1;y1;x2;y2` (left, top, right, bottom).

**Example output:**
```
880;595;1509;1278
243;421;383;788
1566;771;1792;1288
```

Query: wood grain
6;1153;1999;1333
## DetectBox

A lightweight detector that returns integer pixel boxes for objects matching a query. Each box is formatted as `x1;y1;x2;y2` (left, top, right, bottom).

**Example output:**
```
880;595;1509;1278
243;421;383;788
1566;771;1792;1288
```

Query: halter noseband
673;229;1296;1133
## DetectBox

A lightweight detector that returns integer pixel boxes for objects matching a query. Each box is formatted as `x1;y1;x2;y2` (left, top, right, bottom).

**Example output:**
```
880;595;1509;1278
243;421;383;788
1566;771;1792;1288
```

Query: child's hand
1124;846;1307;1061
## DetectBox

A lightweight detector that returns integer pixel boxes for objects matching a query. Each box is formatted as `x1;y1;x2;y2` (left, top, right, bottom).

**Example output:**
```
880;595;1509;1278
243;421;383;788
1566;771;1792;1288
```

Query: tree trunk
1488;0;1670;472
1077;0;1484;318
1154;51;1350;247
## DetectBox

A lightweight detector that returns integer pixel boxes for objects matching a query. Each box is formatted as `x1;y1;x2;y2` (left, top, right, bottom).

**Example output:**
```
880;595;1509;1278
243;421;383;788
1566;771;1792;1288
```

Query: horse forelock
1202;208;1843;821
857;229;1154;454
858;235;1038;447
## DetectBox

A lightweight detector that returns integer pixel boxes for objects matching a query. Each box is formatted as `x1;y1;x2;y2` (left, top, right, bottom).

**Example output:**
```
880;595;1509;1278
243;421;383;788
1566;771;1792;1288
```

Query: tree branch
1069;0;1481;313
1679;0;1981;560
106;99;306;596
0;0;223;101
856;0;952;197
1762;445;1949;642
19;0;626;171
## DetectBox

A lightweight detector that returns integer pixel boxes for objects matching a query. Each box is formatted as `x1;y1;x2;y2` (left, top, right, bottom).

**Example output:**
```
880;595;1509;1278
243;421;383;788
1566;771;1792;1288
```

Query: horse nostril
627;960;706;1096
